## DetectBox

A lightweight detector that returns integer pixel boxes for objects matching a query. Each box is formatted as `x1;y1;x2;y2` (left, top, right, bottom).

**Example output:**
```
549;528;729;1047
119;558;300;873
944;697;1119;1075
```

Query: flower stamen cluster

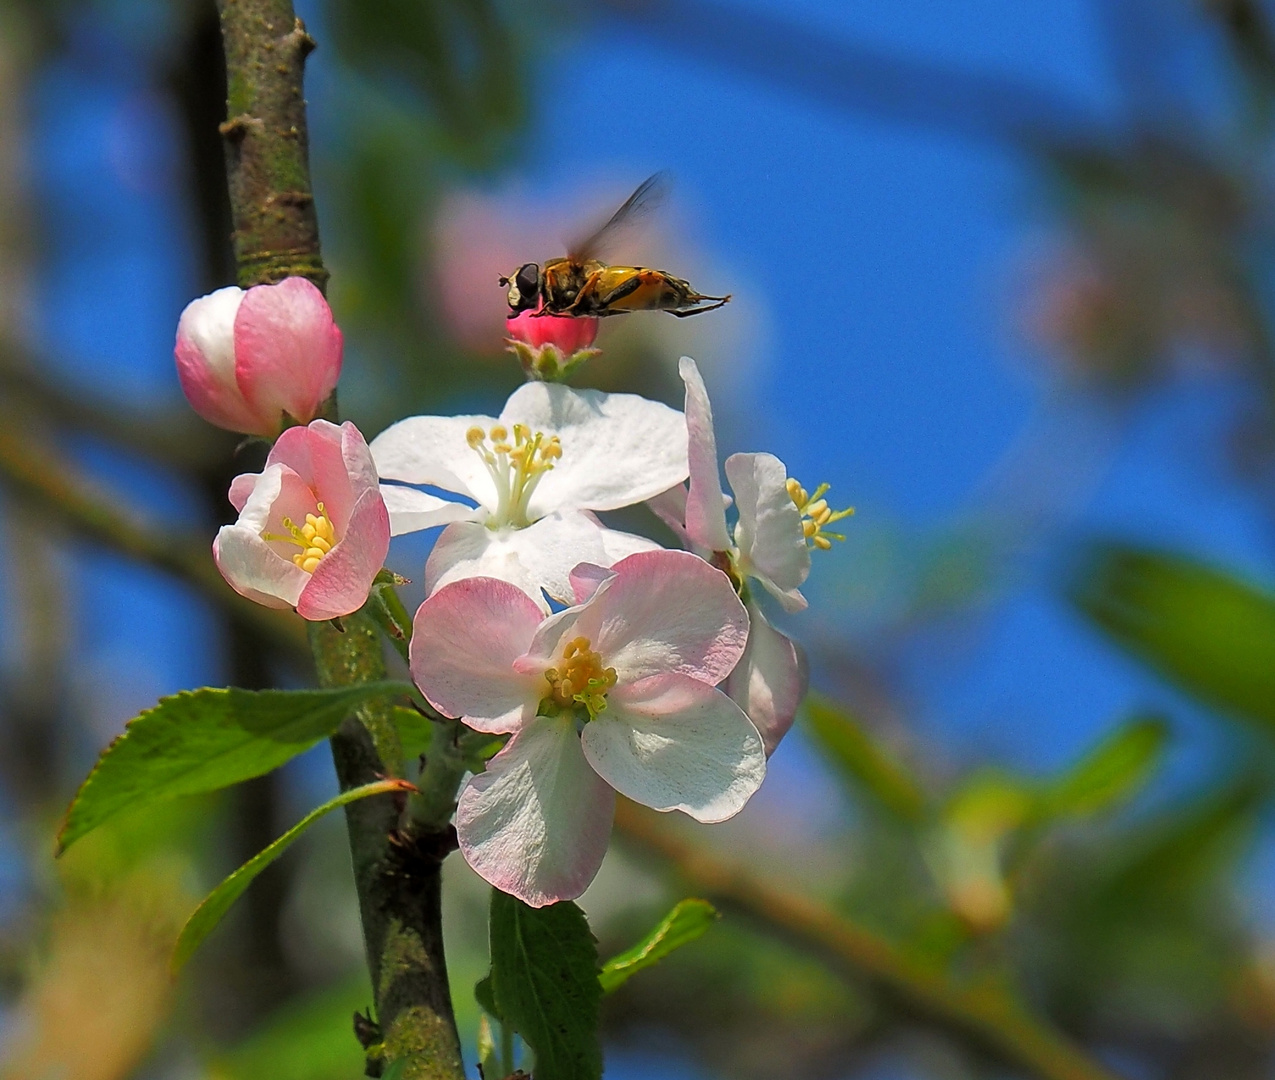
266;503;337;573
467;423;563;529
542;636;617;720
787;478;855;550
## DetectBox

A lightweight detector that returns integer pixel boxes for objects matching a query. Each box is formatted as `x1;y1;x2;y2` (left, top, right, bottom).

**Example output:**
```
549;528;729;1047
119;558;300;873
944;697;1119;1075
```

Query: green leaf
59;681;414;853
599;899;719;993
381;1062;408;1080
488;891;602;1080
1072;543;1275;732
393;705;435;763
173;779;413;973
474;973;499;1019
804;695;927;822
1042;715;1169;819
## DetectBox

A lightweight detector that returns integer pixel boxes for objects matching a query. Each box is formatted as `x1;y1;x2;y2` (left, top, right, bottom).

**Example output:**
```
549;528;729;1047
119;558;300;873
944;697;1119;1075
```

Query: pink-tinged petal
337;420;382;499
380;484;482;537
228;472;260;513
234;277;342;428
266;420;356;533
502;383;688;518
426;511;613;610
582;674;766;823
646;483;690;546
725;602;808;757
569;563;614;605
175;287;268;434
213;525;309;610
296;488;391;621
370;414;500;508
410;576;544;732
568;549;748;685
677;358;731;553
457;715;615;907
726;452;810;613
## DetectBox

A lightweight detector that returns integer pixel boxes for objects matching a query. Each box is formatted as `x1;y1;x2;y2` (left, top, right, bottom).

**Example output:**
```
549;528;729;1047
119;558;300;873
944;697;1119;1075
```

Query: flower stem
215;2;465;1076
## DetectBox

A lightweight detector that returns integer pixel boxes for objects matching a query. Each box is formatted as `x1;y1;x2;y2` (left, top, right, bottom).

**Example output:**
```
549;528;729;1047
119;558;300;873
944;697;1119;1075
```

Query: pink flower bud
505;308;600;381
214;420;390;621
174;277;343;437
506;309;599;353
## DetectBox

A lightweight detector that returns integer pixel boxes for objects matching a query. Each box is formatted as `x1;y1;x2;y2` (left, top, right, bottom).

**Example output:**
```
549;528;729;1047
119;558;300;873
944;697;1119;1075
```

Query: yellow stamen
543;636;617;720
788;478;854;551
263;501;338;574
467;423;564;529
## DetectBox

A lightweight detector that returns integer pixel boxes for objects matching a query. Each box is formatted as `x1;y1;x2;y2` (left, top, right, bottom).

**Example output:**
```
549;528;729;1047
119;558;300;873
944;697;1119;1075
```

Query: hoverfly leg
595;274;646;311
669;295;731;317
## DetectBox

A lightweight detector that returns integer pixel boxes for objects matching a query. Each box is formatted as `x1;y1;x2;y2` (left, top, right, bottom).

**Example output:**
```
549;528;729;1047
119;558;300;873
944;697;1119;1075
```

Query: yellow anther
466;422;565;529
543;637;616;719
265;502;339;575
789;476;854;551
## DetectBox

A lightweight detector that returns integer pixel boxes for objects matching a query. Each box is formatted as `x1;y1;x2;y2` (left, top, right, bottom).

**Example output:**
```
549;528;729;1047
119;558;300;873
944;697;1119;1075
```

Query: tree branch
215;3;465;1076
0;421;307;657
614;800;1125;1080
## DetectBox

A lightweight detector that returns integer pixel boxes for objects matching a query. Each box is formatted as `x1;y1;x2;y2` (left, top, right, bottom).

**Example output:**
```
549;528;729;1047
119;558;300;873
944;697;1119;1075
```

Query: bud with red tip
505;308;600;382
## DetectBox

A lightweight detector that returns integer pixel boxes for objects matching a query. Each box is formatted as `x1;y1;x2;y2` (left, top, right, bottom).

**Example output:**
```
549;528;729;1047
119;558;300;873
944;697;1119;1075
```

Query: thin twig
613;800;1125;1080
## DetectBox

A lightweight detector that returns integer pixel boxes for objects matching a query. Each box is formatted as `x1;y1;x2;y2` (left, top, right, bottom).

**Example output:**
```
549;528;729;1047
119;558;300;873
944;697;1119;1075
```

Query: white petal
677;357;731;552
380;483;483;537
369;414;499;508
457;715;616;907
501;382;689;518
426;512;615;609
233;463;287;533
178;286;243;386
726;452;810;610
646;484;690;545
725;601;808;757
213;525;308;609
589;516;664;563
582;674;766;823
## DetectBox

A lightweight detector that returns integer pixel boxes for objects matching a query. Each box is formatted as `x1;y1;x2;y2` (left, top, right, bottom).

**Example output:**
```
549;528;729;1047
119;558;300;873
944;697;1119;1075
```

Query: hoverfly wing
566;172;669;263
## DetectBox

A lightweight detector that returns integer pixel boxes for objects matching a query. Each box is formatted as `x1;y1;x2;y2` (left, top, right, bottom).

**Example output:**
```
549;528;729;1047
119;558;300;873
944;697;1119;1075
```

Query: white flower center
467;423;562;529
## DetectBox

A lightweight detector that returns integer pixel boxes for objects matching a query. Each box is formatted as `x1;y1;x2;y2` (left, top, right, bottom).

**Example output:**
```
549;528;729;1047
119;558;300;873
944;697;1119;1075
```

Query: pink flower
410;549;765;906
174;277;342;437
506;309;599;354
214;420;390;621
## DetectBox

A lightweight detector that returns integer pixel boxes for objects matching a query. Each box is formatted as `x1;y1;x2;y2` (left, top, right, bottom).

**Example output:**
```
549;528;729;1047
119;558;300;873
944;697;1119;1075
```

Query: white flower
648;359;852;754
370;382;688;607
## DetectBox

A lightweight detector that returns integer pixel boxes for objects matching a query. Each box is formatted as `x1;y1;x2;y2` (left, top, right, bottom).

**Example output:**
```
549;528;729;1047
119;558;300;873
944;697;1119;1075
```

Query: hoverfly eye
515;264;540;300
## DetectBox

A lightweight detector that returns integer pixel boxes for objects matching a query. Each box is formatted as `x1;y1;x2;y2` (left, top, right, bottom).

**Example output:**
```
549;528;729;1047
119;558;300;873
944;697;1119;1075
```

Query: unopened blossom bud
505;308;600;382
174;277;342;437
214;420;389;621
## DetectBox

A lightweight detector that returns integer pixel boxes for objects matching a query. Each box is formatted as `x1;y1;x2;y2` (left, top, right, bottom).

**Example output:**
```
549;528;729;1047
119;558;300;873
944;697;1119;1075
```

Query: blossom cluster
176;278;851;906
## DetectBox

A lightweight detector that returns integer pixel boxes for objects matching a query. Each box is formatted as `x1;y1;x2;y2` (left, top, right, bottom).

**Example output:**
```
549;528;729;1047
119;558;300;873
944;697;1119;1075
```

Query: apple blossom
648;358;853;755
370;381;687;608
409;549;765;907
174;277;342;437
214;420;390;621
506;308;601;382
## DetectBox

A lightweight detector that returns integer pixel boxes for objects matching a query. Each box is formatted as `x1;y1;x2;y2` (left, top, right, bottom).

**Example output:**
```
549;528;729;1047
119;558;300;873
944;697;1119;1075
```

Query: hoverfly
500;175;731;319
